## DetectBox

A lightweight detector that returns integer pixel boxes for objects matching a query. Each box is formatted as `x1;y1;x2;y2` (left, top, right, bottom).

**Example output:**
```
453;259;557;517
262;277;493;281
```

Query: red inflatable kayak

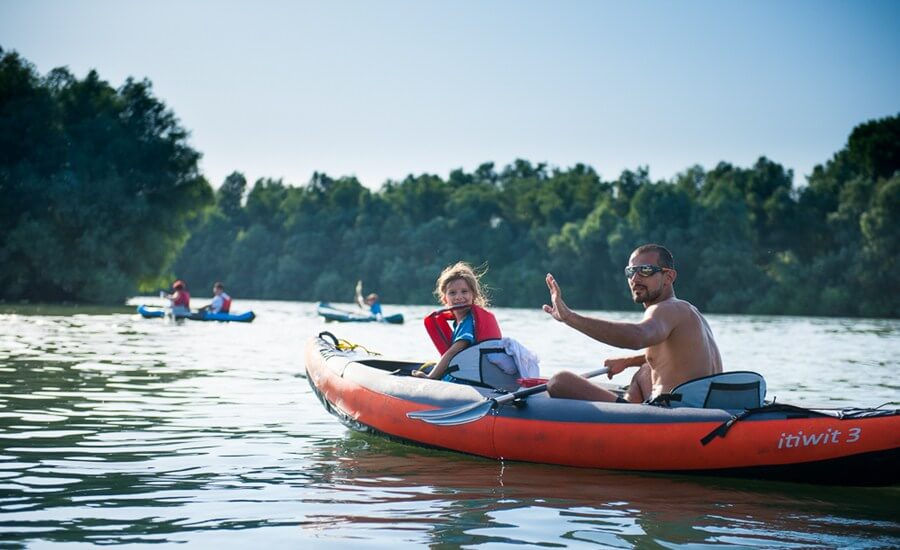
304;332;899;486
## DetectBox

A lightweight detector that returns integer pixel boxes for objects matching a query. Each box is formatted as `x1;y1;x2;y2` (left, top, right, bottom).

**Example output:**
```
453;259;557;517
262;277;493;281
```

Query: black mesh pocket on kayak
704;380;763;409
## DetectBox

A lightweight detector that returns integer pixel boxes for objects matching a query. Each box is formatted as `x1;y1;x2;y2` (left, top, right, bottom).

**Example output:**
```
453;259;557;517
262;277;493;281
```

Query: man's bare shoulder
646;297;694;312
644;298;696;321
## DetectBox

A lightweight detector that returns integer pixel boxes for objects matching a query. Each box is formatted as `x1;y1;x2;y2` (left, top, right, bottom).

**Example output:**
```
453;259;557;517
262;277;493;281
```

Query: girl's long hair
434;261;490;307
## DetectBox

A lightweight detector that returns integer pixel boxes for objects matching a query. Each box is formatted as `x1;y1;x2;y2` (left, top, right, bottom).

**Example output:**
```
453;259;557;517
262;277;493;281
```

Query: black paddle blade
406;400;496;425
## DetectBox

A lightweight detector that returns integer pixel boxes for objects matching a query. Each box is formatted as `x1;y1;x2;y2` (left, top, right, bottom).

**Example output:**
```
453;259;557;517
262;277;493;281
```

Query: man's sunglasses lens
625;265;663;278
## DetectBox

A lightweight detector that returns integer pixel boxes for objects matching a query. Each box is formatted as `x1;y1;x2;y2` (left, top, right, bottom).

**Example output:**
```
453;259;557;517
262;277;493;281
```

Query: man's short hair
634;244;674;269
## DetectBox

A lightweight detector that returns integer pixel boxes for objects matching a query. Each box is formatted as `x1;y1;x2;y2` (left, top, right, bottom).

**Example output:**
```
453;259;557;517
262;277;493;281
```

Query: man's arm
559;310;674;350
543;273;678;349
604;354;647;376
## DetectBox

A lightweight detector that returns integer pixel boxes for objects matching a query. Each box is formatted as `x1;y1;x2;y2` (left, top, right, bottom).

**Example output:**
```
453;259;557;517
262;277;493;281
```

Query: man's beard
632;285;661;304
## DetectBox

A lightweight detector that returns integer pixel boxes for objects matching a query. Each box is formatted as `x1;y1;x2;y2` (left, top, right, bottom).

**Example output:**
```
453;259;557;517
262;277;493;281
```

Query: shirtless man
543;244;722;402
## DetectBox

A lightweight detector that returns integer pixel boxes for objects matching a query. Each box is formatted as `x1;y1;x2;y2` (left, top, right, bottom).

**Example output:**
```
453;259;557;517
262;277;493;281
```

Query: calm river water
1;299;898;548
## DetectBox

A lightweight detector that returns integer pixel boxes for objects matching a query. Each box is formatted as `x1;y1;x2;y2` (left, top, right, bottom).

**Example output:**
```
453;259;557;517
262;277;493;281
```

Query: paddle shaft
492;366;610;406
406;366;615;425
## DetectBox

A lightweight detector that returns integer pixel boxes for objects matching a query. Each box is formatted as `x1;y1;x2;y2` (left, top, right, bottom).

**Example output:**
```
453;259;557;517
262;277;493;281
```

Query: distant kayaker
543;244;723;403
201;282;232;314
163;280;191;316
413;262;502;380
355;280;383;320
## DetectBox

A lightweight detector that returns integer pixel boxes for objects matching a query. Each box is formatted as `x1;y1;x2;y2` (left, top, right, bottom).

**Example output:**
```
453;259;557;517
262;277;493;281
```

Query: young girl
413;262;500;380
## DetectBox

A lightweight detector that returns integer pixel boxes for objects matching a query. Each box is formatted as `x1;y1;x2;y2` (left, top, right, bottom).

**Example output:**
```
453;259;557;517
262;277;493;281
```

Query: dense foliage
174;116;899;318
0;48;212;302
2;50;897;317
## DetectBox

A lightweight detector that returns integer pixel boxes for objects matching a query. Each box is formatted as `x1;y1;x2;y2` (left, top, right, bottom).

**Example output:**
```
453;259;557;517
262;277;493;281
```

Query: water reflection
0;338;311;545
0;303;898;547
305;433;900;548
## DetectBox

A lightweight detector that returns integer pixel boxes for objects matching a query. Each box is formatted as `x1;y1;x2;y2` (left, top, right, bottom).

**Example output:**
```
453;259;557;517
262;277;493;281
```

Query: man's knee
547;371;577;397
625;364;652;402
546;371;563;396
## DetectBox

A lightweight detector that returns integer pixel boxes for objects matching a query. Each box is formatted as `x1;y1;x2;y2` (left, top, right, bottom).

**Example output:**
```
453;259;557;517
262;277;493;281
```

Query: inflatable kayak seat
653;371;767;410
446;339;521;392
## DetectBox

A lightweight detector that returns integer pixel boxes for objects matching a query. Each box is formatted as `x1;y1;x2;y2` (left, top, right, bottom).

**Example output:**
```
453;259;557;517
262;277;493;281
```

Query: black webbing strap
700;403;833;446
648;393;682;407
700;408;754;445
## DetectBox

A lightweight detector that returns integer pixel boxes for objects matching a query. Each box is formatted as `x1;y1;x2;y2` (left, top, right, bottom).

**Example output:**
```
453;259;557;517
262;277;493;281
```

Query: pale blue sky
2;0;898;189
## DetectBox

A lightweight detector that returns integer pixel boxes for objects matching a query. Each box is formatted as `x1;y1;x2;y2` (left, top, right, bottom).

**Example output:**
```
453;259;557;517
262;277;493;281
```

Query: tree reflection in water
302;432;900;548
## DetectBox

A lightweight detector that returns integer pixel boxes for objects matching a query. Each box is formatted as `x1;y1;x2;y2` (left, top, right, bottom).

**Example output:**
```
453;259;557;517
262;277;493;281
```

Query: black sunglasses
624;264;666;278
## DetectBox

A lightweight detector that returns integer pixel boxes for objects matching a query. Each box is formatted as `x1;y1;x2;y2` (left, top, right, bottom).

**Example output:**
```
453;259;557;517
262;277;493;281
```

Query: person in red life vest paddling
543;244;722;403
201;282;232;314
163;280;191;316
414;262;501;381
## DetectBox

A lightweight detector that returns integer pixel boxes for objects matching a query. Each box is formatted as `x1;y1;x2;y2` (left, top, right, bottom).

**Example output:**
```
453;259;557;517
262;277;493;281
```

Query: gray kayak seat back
446;339;521;392
661;371;767;410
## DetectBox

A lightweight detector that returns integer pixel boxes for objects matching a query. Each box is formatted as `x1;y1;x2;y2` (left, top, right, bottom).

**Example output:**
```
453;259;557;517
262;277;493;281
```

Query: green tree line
2;49;898;317
0;48;211;302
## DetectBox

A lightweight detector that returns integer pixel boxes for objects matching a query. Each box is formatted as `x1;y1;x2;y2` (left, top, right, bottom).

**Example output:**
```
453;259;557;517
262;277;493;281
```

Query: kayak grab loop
318;331;381;356
318;331;339;347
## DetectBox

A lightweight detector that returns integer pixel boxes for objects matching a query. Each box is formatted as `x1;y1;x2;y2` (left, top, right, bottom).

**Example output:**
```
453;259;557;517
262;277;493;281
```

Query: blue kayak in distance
137;305;256;323
316;302;404;324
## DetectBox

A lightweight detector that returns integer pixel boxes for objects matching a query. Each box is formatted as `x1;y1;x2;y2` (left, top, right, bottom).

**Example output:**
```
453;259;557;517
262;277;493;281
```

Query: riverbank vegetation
2;49;898;317
0;48;211;303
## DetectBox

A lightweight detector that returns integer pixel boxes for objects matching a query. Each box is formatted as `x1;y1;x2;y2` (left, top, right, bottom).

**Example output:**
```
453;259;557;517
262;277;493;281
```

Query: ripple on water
0;303;898;547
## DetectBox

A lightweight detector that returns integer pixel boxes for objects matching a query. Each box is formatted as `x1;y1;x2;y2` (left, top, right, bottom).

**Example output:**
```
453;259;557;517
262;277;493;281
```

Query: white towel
486;337;541;378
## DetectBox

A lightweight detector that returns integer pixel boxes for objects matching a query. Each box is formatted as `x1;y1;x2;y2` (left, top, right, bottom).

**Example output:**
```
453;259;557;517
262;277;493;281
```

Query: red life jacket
424;304;502;354
220;293;232;313
173;290;190;308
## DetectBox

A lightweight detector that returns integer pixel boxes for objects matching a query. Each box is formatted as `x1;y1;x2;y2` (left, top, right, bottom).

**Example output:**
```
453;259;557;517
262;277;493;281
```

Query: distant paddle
407;367;610;426
140;303;172;309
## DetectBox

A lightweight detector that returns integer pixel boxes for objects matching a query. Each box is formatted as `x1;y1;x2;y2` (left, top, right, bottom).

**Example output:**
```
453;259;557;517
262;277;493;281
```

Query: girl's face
442;278;474;309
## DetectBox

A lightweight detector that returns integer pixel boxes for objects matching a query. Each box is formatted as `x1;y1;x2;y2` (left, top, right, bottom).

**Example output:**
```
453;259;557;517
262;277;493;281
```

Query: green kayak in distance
316;302;404;324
